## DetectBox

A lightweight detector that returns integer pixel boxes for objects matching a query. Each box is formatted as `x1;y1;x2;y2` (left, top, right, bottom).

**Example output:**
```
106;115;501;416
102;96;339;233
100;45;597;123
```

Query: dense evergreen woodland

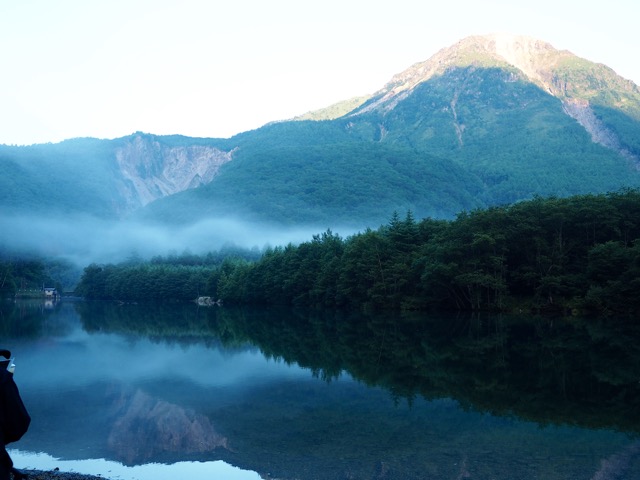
74;191;640;316
0;256;71;297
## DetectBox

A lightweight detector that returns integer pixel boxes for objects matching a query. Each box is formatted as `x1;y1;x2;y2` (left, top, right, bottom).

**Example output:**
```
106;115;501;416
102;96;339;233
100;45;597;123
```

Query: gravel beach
12;469;110;480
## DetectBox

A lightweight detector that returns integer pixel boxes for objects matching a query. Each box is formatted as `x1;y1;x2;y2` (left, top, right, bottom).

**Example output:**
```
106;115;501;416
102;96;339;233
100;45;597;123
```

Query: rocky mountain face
0;133;235;218
113;134;233;213
352;34;640;165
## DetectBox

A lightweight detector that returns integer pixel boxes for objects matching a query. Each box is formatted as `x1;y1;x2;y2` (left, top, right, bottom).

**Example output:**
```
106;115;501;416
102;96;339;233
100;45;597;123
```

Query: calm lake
1;300;639;480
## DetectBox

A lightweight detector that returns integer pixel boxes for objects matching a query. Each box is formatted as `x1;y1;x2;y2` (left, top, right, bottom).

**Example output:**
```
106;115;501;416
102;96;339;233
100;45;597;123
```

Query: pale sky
1;0;638;146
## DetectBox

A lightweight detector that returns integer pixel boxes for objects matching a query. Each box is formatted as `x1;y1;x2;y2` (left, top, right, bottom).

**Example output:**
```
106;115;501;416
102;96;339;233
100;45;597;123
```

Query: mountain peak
356;34;568;115
350;34;640;164
359;33;638;107
469;33;561;80
351;35;518;114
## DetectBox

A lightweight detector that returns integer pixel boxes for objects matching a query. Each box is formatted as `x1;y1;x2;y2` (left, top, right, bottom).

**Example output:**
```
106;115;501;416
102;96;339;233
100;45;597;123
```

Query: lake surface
1;300;639;479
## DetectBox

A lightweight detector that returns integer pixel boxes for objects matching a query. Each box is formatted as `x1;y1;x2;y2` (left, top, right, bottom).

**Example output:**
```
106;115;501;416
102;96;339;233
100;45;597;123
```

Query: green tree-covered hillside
2;36;640;232
139;139;485;226
139;63;640;226
79;191;640;316
0;139;122;217
347;67;640;205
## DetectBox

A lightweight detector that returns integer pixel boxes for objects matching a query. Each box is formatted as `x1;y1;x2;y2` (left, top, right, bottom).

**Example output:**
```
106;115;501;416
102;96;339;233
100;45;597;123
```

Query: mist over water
0;213;356;265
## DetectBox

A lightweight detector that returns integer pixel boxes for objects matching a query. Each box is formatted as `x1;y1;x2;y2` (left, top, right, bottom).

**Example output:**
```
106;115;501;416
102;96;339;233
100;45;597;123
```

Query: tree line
77;190;640;315
0;256;67;297
75;247;260;303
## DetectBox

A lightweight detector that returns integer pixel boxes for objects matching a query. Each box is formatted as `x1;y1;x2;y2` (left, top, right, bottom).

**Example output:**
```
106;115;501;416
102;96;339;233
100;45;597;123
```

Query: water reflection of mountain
4;302;640;479
107;387;230;464
20;382;231;465
77;303;640;434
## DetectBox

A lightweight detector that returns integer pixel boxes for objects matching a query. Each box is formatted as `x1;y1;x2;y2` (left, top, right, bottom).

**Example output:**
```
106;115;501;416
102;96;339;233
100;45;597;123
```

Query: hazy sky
1;0;638;145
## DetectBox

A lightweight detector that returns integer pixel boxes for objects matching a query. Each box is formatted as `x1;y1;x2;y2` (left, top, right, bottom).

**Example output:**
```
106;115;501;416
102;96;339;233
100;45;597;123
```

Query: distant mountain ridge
0;134;231;217
2;34;640;232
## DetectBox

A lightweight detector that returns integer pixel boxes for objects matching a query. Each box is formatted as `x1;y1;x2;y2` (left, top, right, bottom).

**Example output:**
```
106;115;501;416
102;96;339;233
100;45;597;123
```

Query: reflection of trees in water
77;302;640;433
215;308;640;434
107;387;229;465
77;301;236;347
0;299;73;338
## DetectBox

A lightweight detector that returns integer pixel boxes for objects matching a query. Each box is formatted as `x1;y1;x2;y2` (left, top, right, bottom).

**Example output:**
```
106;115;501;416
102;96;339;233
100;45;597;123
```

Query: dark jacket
0;367;31;480
0;368;31;446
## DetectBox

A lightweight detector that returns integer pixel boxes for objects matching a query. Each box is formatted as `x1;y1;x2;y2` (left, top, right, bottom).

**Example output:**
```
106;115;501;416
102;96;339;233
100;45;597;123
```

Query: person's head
0;349;11;369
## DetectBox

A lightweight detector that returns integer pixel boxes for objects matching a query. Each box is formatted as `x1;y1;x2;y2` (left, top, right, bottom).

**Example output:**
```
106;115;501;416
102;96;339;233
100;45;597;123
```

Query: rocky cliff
114;134;233;213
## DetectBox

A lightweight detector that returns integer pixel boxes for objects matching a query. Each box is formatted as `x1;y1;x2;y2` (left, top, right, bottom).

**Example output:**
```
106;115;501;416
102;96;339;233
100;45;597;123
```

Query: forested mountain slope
140;34;640;225
137;122;485;227
2;34;640;231
0;134;231;218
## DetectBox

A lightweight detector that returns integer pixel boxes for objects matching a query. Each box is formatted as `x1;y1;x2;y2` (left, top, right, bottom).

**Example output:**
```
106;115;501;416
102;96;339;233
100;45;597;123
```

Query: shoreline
13;469;109;480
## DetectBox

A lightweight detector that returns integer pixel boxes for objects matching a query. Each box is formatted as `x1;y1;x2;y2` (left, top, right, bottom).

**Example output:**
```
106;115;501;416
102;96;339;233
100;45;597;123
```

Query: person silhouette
0;350;30;480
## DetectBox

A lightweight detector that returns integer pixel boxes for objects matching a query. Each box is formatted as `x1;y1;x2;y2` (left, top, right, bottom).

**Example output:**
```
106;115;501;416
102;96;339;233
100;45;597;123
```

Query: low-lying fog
0;213;359;266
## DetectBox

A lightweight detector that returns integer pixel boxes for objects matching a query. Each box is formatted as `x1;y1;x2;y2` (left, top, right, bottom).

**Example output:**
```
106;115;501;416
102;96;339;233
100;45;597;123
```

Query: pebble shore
13;469;110;480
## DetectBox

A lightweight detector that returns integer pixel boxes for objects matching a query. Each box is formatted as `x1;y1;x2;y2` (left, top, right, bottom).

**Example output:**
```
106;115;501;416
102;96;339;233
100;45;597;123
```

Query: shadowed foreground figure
0;349;31;480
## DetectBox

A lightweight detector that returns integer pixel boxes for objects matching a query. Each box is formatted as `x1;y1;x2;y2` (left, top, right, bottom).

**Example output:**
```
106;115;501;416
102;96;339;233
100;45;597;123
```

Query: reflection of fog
10;315;314;469
16;326;310;392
